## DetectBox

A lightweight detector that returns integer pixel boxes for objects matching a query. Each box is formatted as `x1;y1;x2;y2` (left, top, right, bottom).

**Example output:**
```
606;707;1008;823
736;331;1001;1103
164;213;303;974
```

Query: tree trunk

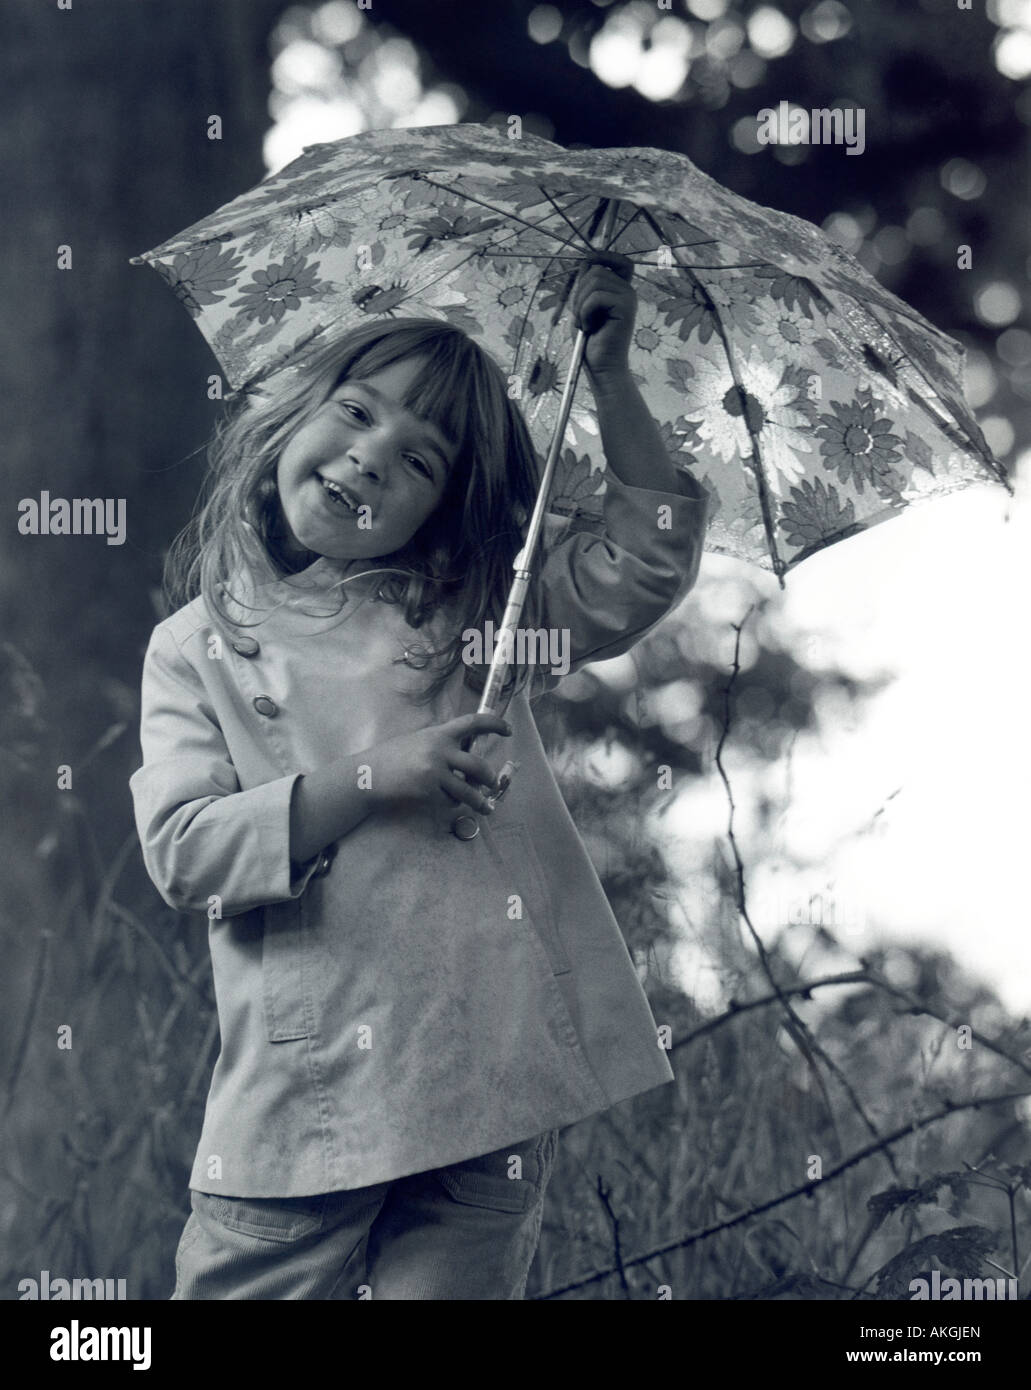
0;0;285;873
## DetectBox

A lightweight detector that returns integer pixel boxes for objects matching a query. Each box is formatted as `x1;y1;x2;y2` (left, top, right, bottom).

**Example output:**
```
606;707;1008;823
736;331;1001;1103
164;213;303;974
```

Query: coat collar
225;554;399;612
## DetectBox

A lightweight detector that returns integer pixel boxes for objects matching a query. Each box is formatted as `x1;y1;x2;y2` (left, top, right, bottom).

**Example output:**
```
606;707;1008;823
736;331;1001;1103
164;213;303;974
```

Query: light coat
129;471;709;1195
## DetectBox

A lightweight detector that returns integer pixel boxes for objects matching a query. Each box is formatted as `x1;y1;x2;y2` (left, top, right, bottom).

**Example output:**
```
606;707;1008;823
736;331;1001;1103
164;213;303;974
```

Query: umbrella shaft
473;328;585;721
452;198;619;831
475;196;620;719
476;570;531;714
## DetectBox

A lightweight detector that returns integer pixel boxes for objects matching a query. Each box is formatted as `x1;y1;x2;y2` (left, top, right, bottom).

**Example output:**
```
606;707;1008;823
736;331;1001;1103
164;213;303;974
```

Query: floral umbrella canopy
131;123;1010;580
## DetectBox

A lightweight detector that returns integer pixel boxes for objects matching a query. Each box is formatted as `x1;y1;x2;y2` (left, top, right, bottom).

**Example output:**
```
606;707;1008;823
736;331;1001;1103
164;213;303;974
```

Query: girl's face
275;356;456;563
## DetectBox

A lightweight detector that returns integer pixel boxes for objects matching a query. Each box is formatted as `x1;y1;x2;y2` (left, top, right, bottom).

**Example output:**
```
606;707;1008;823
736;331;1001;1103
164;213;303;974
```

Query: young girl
130;256;709;1300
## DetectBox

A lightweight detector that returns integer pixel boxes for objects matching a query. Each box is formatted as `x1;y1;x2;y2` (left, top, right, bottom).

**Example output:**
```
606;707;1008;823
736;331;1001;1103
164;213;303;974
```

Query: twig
864;970;1031;1080
534;1087;1031;1299
840;1210;886;1287
713;609;899;1178
595;1176;632;1299
1;921;54;1121
87;828;139;939
671;971;869;1051
109;901;212;1003
1010;1187;1020;1292
155;953;213;1055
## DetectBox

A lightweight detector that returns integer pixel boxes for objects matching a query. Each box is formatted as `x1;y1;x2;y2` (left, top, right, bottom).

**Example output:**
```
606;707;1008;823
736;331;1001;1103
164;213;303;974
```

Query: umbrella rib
411;174;596;257
378;209;563;309
496;238;578;383
663;236;723;249
608;201;656;249
482;251;772;272
641;207;787;583
678;261;770;270
537;186;600;249
511;264;566;390
514;216;623;382
645;238;725;253
393;242;512;303
483;252;603;261
645;207;723;251
408;200;613;317
506;198;619;427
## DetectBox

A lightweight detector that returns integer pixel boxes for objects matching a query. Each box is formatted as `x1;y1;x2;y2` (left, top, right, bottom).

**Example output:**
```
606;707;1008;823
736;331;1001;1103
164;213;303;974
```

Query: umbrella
130;122;1010;584
131;124;1010;830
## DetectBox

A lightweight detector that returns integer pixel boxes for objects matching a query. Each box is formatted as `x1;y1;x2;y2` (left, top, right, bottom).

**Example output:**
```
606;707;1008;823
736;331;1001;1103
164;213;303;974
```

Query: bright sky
662;454;1031;1014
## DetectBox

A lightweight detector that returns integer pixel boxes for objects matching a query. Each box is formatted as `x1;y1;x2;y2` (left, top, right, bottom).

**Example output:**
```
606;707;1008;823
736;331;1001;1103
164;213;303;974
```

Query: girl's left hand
572;251;636;383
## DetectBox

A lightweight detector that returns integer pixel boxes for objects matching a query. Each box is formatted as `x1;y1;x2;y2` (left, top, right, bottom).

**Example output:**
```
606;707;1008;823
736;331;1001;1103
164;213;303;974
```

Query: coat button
452;815;479;841
252;695;278;717
313;849;334;877
231;636;260;657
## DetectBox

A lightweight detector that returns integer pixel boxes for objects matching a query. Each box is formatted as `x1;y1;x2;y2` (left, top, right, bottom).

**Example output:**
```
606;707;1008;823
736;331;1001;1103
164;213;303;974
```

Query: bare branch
671;971;869;1051
863;969;1031;1080
595;1176;632;1299
713;609;898;1177
535;1088;1031;1299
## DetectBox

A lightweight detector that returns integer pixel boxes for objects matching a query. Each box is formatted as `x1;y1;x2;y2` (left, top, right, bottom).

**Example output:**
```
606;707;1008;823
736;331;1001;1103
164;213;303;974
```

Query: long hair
163;317;548;705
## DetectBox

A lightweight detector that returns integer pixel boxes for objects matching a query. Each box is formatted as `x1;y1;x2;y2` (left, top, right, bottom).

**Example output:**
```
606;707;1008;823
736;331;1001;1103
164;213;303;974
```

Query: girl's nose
348;449;386;484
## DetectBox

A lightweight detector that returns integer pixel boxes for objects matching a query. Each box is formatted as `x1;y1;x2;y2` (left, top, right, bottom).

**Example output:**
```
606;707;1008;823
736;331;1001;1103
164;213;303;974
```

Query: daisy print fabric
132;123;1005;575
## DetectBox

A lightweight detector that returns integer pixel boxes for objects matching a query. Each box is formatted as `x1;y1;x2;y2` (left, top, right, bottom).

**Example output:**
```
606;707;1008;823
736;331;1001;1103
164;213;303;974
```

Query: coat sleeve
534;467;709;691
128;622;324;917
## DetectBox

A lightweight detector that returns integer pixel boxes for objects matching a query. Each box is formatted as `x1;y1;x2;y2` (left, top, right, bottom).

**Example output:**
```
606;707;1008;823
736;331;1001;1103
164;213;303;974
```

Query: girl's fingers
577;278;632;306
575;262;634;302
448;712;512;741
450;749;501;791
582;251;634;279
577;290;627;329
440;773;494;815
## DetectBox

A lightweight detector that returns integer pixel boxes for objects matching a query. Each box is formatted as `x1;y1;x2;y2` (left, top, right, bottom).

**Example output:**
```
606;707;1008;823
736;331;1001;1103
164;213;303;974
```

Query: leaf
871;1225;998;1301
905;429;935;475
665;356;696;393
867;1171;973;1231
552;448;603;507
815;337;844;370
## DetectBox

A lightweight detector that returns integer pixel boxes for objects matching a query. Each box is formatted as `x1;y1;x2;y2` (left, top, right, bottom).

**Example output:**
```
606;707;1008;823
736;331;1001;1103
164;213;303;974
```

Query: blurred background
2;0;1029;1301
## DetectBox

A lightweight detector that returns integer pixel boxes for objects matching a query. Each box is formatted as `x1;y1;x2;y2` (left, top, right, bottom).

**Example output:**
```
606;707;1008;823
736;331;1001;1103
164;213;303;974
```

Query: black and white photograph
3;0;1030;1355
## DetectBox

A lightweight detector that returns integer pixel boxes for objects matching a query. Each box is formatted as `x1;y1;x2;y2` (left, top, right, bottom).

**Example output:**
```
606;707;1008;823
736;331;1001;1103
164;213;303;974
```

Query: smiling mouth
317;473;364;516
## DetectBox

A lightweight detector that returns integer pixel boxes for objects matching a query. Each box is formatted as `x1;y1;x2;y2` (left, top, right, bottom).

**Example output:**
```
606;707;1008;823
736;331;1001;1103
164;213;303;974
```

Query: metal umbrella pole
451;198;621;839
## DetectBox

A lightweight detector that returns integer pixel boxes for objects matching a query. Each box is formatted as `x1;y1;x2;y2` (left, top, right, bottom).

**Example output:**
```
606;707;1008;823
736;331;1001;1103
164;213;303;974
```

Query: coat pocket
261;894;310;1041
486;822;572;977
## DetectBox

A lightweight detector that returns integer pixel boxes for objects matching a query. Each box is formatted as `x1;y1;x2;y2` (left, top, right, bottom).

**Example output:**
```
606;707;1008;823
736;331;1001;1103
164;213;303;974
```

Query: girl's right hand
366;712;513;817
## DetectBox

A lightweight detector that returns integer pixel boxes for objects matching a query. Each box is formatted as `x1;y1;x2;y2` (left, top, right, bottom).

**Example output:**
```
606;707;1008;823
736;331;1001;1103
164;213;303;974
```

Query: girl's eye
335;401;434;479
